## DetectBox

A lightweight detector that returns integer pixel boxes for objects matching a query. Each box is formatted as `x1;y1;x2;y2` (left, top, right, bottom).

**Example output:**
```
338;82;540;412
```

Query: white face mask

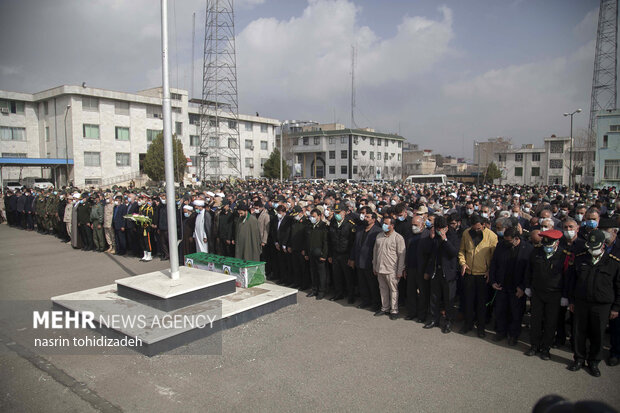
589;247;603;257
512;212;520;218
412;226;422;234
563;230;576;240
324;210;331;218
161;199;166;204
277;213;283;220
523;207;530;213
310;216;317;224
359;213;365;221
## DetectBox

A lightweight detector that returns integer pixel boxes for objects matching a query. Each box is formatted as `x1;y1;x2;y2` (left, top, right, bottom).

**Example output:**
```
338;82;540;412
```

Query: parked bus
404;174;447;185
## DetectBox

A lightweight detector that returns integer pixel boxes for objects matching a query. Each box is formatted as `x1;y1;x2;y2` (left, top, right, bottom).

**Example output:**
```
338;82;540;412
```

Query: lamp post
64;105;71;185
279;122;283;182
563;108;582;189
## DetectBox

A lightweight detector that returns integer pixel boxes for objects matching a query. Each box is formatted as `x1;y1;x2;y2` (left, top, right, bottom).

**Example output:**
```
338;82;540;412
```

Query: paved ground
0;224;619;413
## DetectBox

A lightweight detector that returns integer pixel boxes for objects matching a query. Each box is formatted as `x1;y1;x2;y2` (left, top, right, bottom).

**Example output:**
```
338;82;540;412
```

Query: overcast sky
0;0;601;158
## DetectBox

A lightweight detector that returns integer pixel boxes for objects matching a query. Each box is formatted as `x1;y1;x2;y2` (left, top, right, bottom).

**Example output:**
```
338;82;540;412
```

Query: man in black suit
349;209;382;311
125;193;140;256
423;215;460;333
270;204;292;284
112;195;127;255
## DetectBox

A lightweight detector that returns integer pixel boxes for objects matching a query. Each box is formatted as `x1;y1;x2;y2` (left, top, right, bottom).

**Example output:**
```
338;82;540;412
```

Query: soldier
567;230;620;377
139;194;157;261
90;193;105;252
103;193;115;253
328;203;356;302
524;229;567;360
77;193;93;250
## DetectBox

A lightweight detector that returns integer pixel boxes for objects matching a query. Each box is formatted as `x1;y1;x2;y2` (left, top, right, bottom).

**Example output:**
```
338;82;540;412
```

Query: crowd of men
1;180;619;377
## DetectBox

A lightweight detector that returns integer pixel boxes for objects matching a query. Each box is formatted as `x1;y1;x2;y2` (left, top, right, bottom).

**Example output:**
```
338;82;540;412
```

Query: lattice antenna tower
586;0;618;182
350;45;357;129
198;0;242;181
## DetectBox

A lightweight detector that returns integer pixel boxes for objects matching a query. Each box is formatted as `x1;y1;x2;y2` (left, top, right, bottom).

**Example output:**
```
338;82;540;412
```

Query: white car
5;181;22;191
32;178;53;190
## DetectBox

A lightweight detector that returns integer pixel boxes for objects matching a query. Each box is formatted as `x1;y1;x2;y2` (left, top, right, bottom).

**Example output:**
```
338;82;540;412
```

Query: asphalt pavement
0;224;619;413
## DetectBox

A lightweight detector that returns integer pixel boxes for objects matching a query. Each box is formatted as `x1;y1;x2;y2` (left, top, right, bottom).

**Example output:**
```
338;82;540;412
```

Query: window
3;100;26;114
245;158;253;168
370;152;374;160
245;122;253;131
175;121;182;136
261;158;268;167
171;92;182;101
292;138;298;146
82;124;99;139
228;138;237;149
370;138;375;146
385;152;388;160
260;124;268;133
114;101;130;115
550;142;563;153
329;137;335;144
43;101;49;116
189;156;197;167
549;159;563;169
378;152;382;160
610;124;620;132
531;167;540;177
260;140;268;150
353;150;358;160
228;157;236;168
147;129;161;143
189;113;200;125
515;153;523;162
245;139;253;149
353;166;358;174
82;96;99;111
209;118;219;127
341;165;347;175
398;141;402;148
341;150;347;159
172;107;182;114
515;167;523;177
548;175;563;185
341;136;347;144
228;120;237;130
353;136;359;144
2;153;27;158
0;126;25;141
210;157;220;169
190;135;200;147
604;160;620;180
116;152;130;167
209;137;219;147
603;135;608;148
147;105;162;118
84;151;100;167
45;126;50;142
574;166;583;176
84;178;101;186
398;154;401;161
303;137;309;146
115;126;130;141
532;153;541;162
498;154;505;162
329;151;336;160
329;166;336;174
574;152;584;161
314;137;320;145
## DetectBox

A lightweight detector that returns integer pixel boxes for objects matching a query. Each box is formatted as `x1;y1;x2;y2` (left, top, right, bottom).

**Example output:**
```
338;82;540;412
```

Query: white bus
404;174;447;185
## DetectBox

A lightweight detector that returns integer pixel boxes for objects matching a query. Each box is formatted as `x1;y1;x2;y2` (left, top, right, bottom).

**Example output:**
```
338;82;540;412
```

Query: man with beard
234;202;262;262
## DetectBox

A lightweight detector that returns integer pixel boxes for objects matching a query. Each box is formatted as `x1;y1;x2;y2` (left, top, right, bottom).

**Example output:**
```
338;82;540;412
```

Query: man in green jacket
90;192;105;252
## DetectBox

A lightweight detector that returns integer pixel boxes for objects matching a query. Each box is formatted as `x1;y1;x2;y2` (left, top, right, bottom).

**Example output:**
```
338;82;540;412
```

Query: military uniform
328;204;356;302
138;197;156;261
90;197;105;252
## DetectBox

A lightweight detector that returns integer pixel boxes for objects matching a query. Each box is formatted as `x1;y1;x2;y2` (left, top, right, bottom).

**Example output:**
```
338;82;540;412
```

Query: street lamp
563;108;582;189
64;105;71;186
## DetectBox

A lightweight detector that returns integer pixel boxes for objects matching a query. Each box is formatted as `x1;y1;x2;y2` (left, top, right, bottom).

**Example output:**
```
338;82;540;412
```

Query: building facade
402;143;436;176
473;137;512;171
594;109;620;187
0;85;279;187
286;123;404;180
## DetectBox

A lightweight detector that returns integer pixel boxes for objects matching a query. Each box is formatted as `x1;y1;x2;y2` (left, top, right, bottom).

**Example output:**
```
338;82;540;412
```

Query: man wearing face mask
303;208;329;299
489;227;533;345
112;195;127;256
600;218;620;367
328;203;356;302
125;193;140;257
524;229;566;360
567;230;620;377
192;199;212;254
372;216;406;320
578;208;600;240
271;204;291;284
350;210;382;310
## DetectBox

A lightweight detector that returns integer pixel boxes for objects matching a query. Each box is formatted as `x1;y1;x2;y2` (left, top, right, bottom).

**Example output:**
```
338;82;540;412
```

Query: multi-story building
494;135;588;186
402;144;436;176
286;123;404;180
0;85;279;187
473;137;512;171
594;109;620;187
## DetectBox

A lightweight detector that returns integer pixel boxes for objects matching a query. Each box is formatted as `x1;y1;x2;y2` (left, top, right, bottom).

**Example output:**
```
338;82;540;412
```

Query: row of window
328;150;401;161
188;156;268;169
82;124;182;141
0;126;26;141
0;100;25;115
297;136;402;148
83;152;131;167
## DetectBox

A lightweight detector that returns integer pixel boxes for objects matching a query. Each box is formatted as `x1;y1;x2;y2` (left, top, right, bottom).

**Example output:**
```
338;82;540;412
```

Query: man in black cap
524;229;567;360
303;208;329;299
567;229;620;377
600;217;620;366
289;205;309;289
328;203;356;302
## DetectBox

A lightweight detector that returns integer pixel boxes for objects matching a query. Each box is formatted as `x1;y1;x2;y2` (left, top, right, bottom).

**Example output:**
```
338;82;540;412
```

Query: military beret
539;229;562;240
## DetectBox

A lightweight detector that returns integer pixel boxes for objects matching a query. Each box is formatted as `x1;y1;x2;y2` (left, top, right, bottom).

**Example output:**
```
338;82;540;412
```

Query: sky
0;0;603;159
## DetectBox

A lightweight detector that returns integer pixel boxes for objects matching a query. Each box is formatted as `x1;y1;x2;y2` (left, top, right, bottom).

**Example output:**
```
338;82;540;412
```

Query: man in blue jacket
423;215;459;333
490;226;533;345
349;209;382;311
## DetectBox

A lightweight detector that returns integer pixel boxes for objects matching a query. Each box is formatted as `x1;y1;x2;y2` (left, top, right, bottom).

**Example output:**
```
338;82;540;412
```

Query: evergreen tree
143;133;187;182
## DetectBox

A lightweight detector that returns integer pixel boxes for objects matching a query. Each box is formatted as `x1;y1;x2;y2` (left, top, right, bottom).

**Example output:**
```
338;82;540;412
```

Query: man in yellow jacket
458;214;498;338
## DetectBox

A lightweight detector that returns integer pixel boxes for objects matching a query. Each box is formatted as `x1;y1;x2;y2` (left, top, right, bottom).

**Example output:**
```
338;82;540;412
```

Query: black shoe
587;363;601;377
415;318;426;324
329;294;344;301
316;293;325;300
459;326;471;335
567;360;584;372
423;321;438;329
607;356;619;367
524;346;539;357
477;331;486;339
539;350;551;361
441;322;452;334
389;313;398;321
306;291;317;298
493;334;506;342
357;302;370;309
508;337;518;346
374;310;388;317
404;315;416;321
347;297;355;304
